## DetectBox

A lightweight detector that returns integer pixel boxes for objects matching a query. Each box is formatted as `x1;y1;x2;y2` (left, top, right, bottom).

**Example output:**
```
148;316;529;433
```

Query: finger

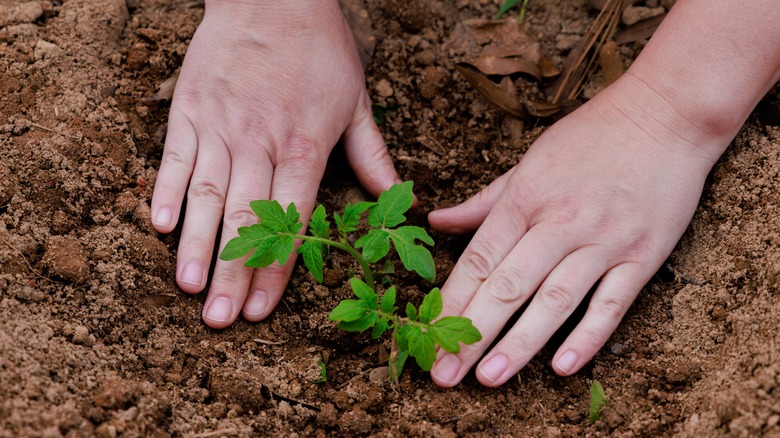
151;109;198;233
243;141;329;321
343;93;401;197
551;262;653;376
436;186;530;319
201;158;273;328
428;167;516;234
176;134;230;295
429;225;571;387
474;248;608;387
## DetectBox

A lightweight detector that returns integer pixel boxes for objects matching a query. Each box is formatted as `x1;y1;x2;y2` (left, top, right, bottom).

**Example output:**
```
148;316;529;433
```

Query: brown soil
1;0;778;436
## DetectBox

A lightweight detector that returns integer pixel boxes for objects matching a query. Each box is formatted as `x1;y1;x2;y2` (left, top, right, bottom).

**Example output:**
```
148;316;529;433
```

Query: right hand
151;0;400;329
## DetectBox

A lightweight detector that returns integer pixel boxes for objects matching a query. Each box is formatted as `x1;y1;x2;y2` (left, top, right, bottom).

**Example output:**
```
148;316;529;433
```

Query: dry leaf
446;18;541;64
525;101;567;117
615;13;666;45
500;77;525;141
538;54;560;78
589;0;639;11
472;55;541;79
143;70;179;102
549;0;622;103
598;40;624;88
340;0;375;71
456;63;529;119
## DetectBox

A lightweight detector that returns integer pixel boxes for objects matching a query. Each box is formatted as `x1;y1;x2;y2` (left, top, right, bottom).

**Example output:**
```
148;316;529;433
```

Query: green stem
293;234;376;291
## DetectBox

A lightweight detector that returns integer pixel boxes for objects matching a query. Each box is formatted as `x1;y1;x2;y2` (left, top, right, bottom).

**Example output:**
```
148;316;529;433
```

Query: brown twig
30;122;83;141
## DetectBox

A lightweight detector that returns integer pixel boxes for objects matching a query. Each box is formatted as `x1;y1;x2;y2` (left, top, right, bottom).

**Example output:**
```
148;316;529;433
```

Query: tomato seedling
220;182;481;382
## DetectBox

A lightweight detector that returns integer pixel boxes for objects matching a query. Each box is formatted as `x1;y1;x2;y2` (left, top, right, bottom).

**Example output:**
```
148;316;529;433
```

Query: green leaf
406;302;418;322
335;202;375;237
367;181;414;228
396;324;413;352
308;204;331;238
337;313;378;332
495;0;519;19
429;316;482;354
355;229;391;263
380;286;396;313
297;240;324;282
371;318;389;339
386;226;435;282
418;288;443;324
314;358;327;383
329;299;371;322
407;327;436;371
589;380;607;424
219;200;303;267
349;278;378;309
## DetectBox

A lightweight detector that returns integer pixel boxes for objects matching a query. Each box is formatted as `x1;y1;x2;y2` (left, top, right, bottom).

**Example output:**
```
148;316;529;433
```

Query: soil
1;0;779;436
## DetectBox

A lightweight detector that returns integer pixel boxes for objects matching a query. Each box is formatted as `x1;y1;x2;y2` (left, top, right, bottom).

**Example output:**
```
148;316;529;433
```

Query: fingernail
181;262;202;286
431;354;461;383
153;207;172;228
556;350;578;374
480;354;508;383
205;296;232;323
243;291;268;318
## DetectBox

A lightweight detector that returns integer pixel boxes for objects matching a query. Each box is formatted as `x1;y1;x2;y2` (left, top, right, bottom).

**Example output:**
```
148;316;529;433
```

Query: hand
151;0;399;328
427;73;730;387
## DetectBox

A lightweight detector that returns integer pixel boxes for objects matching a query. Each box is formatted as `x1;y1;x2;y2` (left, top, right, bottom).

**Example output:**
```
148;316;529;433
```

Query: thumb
428;168;516;234
343;94;401;197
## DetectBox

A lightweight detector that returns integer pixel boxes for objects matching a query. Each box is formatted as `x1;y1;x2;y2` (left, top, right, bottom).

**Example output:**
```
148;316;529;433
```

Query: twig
0;233;58;284
30;122;83;141
187;429;238;438
254;338;286;345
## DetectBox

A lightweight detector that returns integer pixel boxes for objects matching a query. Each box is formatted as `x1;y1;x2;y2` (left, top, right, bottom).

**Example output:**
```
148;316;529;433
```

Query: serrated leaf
406;303;418;322
418;288;443;324
336;201;375;236
407;327;436;371
380;286;396;313
297;240;324;282
589;380;607;424
220;200;303;267
355;229;391;263
337;313;378;332
367;181;414;228
429;316;482;353
386;226;435;282
329;299;370;322
308;204;331;238
371;318;389;339
349;277;378;309
396;324;413;351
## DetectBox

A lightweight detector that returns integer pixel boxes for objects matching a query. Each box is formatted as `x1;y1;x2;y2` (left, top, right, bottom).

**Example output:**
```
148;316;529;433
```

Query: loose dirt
1;0;778;436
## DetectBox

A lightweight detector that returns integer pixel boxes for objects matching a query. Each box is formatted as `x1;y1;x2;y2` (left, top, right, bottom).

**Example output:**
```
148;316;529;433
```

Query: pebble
34;40;63;60
72;324;95;346
369;366;390;383
374;79;394;98
0;2;43;27
610;342;632;356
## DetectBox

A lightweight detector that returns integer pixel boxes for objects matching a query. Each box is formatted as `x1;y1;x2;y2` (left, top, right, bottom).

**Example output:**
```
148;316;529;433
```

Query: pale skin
151;0;780;387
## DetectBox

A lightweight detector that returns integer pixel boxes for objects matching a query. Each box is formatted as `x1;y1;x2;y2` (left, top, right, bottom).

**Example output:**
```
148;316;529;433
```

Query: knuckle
461;241;498;282
537;284;574;316
484;269;529;305
161;147;192;169
278;134;323;167
590;296;626;320
188;179;226;207
223;207;258;230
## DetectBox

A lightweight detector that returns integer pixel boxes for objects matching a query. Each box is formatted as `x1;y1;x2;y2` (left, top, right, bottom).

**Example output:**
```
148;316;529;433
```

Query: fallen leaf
538;54;560;78
615;12;666;45
525;100;567;117
472;55;541;79
456;63;529;119
340;0;376;71
598;40;623;88
589;0;639;11
500;77;525;141
446;18;541;64
143;70;179;102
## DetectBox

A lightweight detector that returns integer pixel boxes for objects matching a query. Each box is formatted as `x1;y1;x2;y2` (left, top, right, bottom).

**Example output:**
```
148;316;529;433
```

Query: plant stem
293;234;376;291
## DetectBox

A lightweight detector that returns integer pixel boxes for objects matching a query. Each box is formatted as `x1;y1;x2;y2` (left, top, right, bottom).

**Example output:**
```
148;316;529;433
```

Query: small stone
34;40;63;60
374;79;393;98
72;324;95;346
610;343;632;356
42;235;90;284
95;423;117;438
622;6;665;26
369;366;390;383
767;414;779;428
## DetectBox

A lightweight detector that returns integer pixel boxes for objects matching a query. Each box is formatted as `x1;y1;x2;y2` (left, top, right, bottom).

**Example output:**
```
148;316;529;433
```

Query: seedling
589;380;607;424
314;357;327;384
496;0;530;23
220;182;481;382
